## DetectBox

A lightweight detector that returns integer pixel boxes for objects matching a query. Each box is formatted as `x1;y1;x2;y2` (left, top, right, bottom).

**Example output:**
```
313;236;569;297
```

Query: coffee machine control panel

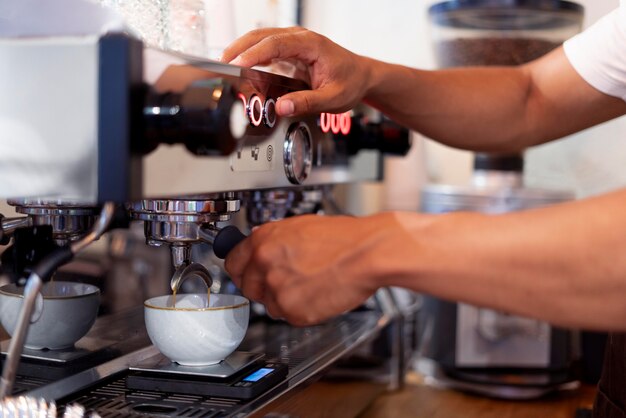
0;34;411;203
140;48;411;197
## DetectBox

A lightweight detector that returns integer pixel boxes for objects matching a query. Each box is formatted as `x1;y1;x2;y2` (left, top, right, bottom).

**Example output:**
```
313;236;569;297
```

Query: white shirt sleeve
563;5;626;101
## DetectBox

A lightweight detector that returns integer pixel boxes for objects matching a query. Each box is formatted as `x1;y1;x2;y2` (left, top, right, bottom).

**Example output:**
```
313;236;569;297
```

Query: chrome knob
283;122;312;185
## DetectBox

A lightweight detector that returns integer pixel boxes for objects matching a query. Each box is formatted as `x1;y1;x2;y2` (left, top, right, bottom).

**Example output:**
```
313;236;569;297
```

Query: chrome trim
263;98;277;128
283;122;313;185
131;197;240;216
70;203;115;254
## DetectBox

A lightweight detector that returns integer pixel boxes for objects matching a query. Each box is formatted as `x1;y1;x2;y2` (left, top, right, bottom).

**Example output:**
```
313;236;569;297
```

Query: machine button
263;98;277;128
248;95;263;127
284;122;313;185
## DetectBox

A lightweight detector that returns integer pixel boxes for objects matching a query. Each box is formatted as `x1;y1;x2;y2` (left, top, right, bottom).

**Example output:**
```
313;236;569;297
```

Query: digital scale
1;336;124;386
127;351;288;399
1;336;120;364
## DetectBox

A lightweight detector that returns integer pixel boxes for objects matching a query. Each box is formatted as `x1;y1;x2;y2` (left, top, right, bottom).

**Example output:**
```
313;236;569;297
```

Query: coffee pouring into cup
144;261;250;367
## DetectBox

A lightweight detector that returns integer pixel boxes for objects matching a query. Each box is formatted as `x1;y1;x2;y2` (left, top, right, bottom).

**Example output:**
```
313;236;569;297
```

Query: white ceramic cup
0;281;100;350
144;293;249;366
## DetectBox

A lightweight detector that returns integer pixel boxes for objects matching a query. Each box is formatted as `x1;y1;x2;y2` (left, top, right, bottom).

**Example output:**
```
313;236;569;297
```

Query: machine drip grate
58;375;242;417
11;375;53;396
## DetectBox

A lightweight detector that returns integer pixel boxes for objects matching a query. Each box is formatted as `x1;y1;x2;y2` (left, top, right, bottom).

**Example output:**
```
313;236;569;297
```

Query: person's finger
277;283;342;327
239;263;267;302
263;270;288;320
275;88;351;117
262;292;286;321
229;30;321;68
223;236;253;285
221;27;304;64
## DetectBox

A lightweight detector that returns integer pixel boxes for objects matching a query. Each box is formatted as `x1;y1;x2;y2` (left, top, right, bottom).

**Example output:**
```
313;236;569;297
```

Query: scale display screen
243;367;273;382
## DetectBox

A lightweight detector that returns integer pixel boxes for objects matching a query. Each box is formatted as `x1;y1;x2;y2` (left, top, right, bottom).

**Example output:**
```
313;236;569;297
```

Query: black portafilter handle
213;226;248;259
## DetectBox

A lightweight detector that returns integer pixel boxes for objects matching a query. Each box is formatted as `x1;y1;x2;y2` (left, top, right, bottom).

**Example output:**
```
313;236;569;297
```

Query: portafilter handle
200;225;247;259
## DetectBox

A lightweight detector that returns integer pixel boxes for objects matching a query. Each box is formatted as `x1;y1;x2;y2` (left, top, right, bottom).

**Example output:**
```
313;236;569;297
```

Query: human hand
221;27;373;117
223;213;403;326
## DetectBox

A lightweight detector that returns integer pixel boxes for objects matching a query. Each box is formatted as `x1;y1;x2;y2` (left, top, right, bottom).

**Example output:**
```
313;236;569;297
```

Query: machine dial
284;122;313;184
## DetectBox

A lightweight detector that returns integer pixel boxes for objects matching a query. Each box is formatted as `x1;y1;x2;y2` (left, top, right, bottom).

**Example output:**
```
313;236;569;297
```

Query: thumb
276;88;344;117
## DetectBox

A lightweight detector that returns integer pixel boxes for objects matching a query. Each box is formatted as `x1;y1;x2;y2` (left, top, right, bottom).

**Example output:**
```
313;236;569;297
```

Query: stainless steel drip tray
26;311;387;417
130;352;264;379
1;336;119;364
3;307;150;395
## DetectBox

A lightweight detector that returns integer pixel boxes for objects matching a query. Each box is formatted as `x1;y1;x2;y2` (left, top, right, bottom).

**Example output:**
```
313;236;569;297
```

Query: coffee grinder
418;0;585;399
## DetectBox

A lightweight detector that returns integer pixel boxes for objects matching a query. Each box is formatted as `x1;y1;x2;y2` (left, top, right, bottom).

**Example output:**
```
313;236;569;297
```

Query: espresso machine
0;1;413;416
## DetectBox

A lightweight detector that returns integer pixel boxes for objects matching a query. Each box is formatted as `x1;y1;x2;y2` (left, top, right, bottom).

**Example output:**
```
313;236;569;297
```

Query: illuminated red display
319;112;352;136
320;112;331;133
340;113;351;135
238;93;352;136
248;95;263;127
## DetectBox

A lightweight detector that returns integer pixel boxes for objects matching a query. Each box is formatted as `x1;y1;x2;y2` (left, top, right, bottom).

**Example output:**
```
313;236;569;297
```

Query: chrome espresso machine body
0;19;412;417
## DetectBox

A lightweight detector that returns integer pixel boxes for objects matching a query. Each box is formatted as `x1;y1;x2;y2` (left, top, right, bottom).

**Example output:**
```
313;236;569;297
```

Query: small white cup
144;293;249;366
0;281;100;350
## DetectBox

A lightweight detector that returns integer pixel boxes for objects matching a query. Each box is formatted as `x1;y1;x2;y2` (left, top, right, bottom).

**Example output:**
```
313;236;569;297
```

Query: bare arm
365;49;626;151
225;188;626;331
387;188;626;330
223;28;626;152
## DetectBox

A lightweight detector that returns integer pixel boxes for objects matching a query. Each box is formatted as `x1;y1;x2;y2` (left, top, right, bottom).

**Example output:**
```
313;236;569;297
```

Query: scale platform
1;336;119;364
127;351;288;399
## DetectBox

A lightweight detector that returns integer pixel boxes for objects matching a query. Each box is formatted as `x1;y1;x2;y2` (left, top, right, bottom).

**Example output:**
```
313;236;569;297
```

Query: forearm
363;59;531;151
372;190;626;330
361;48;626;152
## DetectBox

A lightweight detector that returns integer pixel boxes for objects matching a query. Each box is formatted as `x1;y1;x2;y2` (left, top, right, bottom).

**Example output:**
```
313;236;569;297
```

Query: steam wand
0;203;116;399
